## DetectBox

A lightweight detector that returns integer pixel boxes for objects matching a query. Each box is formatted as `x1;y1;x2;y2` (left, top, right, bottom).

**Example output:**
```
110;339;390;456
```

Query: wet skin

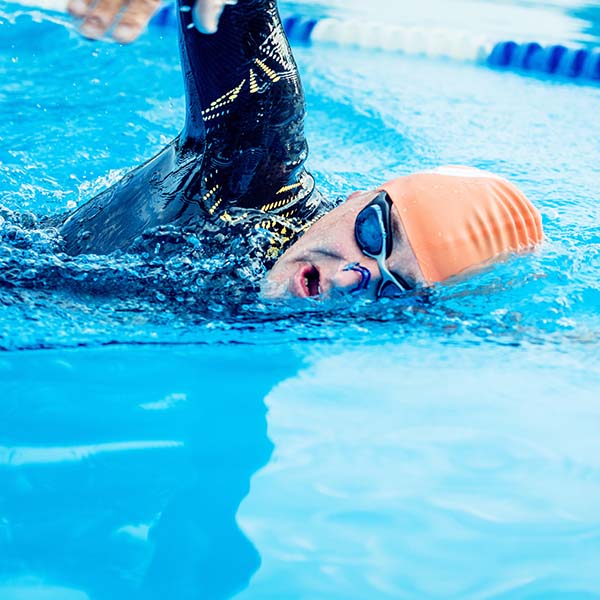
68;0;161;43
264;190;425;300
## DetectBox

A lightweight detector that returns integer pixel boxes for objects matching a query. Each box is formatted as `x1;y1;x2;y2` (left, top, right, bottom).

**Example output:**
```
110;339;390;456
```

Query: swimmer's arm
177;0;313;213
177;0;282;139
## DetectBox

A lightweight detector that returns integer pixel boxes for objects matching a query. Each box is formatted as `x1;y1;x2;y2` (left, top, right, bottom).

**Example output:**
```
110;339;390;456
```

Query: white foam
11;0;67;12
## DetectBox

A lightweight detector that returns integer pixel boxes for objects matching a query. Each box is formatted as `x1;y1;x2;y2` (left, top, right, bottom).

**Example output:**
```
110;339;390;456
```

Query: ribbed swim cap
380;166;543;283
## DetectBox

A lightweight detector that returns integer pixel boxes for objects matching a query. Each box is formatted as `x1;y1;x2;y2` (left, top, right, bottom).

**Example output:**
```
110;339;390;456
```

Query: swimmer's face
264;191;425;300
193;0;238;34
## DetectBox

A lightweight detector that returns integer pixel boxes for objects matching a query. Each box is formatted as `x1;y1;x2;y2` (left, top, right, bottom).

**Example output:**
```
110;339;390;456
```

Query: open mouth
295;264;322;298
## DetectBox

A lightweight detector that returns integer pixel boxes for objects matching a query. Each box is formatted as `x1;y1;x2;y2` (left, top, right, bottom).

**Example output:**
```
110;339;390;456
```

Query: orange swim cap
380;166;544;283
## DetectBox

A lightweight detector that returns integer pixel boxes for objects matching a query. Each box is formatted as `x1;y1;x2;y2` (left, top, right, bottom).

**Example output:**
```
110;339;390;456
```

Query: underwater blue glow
1;1;600;598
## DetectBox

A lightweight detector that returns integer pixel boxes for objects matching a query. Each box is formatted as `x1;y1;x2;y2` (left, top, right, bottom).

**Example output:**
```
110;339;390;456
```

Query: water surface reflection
0;345;300;600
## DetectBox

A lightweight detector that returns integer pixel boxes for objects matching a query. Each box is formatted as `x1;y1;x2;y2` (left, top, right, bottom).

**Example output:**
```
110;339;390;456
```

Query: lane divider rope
279;13;600;83
8;0;600;84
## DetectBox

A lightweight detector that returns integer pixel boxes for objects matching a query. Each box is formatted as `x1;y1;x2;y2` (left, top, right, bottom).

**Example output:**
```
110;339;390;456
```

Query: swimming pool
1;0;600;598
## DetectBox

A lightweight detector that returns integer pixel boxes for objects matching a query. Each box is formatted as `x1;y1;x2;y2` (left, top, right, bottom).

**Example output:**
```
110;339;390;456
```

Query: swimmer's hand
68;0;161;43
192;0;238;34
69;0;236;43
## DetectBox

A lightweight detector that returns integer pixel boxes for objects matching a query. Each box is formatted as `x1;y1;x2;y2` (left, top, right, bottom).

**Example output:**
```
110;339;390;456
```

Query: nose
328;262;373;297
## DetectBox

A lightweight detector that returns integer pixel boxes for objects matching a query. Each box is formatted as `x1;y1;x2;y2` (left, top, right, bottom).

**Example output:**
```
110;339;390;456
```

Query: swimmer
60;0;543;300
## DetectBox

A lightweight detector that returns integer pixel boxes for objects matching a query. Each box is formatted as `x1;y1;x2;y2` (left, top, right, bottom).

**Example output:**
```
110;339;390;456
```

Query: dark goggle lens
378;279;406;299
355;206;384;256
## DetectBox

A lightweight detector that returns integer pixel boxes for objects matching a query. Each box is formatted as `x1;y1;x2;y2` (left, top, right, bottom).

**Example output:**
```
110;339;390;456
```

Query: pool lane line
280;14;600;84
9;0;600;84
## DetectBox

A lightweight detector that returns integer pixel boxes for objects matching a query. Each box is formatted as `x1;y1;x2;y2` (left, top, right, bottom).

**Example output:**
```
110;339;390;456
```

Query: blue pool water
1;0;600;598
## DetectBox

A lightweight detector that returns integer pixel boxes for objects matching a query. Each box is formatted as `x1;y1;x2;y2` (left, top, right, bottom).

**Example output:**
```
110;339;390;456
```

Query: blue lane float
487;40;600;80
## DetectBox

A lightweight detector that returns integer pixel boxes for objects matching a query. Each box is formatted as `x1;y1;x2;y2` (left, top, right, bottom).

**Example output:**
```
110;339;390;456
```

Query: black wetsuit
57;0;328;263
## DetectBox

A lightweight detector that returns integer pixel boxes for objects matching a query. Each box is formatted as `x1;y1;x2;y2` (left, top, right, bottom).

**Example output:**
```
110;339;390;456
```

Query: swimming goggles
354;191;413;298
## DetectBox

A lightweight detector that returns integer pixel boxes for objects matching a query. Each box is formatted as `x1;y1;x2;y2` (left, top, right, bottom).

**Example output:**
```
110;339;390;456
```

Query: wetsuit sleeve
55;0;327;260
176;0;317;222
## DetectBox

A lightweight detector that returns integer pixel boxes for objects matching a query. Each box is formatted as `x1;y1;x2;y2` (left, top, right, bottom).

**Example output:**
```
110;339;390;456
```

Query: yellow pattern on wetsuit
177;0;327;259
